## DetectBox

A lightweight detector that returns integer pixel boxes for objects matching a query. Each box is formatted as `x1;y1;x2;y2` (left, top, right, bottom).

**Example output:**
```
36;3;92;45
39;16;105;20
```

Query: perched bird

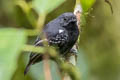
24;12;79;75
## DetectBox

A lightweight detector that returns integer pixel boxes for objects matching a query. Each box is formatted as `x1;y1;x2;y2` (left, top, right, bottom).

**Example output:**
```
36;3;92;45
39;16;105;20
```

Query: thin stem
36;14;46;31
105;0;113;14
22;45;81;80
22;45;45;53
43;56;52;80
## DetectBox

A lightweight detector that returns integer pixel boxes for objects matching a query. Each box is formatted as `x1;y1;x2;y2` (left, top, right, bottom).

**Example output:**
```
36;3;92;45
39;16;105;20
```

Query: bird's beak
73;18;77;22
70;18;77;23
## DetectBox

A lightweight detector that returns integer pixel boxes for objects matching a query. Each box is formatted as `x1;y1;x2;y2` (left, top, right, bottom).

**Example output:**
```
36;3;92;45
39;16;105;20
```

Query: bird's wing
29;30;68;63
29;37;48;63
46;28;70;55
47;29;68;49
25;28;69;75
24;37;47;75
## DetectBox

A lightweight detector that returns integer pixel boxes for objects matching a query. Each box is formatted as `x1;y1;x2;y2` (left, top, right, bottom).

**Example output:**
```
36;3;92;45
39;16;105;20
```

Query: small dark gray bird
24;12;79;75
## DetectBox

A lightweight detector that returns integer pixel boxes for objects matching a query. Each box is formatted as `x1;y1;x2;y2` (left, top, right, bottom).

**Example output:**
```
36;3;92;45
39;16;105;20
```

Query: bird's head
59;12;77;28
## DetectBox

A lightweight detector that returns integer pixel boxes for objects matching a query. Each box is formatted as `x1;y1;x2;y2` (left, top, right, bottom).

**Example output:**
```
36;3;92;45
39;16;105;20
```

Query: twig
36;14;46;31
22;45;45;53
105;0;113;14
43;55;52;80
23;45;81;80
62;3;82;80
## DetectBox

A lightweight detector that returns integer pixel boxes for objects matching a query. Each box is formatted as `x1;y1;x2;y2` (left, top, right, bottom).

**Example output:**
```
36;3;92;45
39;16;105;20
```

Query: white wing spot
59;29;64;33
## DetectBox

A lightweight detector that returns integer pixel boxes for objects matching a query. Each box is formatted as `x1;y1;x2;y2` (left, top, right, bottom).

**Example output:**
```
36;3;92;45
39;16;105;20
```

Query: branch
43;55;52;80
22;45;81;80
105;0;113;14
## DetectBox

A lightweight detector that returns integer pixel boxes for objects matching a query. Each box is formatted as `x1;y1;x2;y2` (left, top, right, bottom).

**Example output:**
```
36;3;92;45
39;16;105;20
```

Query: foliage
0;0;96;80
33;0;65;14
80;0;96;12
0;29;26;80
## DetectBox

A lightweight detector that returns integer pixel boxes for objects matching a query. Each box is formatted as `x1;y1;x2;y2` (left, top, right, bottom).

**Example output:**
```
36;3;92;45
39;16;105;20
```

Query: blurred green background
0;0;120;80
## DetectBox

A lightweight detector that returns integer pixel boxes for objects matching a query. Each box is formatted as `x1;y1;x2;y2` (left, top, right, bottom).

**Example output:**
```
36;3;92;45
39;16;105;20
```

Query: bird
24;12;79;75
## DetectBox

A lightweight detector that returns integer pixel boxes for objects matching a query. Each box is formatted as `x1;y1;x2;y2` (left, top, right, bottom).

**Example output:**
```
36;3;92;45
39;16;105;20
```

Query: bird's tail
24;62;32;75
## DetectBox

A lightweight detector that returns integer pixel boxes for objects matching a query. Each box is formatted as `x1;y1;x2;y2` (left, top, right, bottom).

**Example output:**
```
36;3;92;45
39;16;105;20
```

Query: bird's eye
64;18;66;21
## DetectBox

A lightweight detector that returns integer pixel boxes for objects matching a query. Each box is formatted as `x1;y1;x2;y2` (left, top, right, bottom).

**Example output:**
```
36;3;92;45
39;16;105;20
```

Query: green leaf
81;0;96;12
32;0;65;14
0;28;26;80
77;50;89;80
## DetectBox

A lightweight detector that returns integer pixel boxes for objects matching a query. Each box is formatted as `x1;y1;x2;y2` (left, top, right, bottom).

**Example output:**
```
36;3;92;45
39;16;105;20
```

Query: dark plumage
24;12;79;75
